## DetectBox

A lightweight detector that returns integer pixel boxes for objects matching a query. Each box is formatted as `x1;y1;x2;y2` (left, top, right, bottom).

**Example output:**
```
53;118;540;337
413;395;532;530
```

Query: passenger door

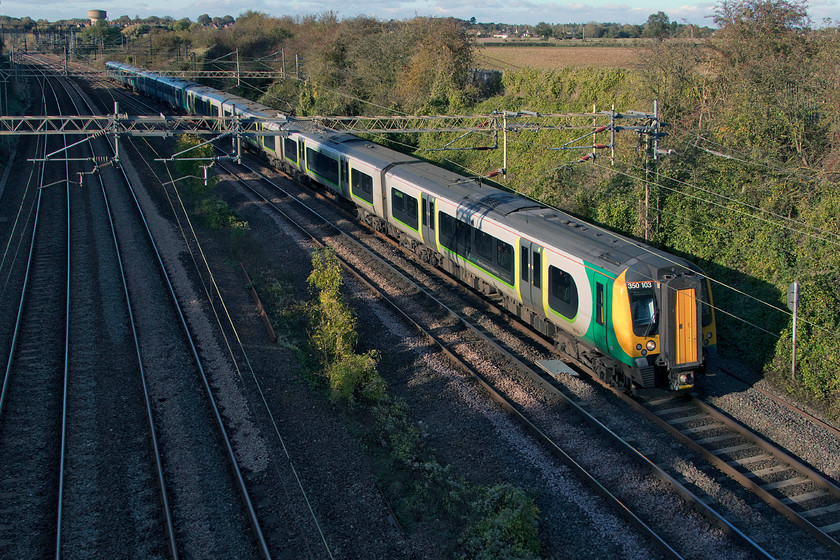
421;193;436;247
520;240;544;314
298;141;305;171
593;279;609;352
340;157;350;199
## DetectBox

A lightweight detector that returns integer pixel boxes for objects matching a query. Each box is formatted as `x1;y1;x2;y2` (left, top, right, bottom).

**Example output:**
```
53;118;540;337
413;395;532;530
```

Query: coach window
391;188;418;230
439;212;454;248
306;148;339;186
284;138;298;164
351;169;374;204
496;242;513;274
474;229;494;261
548;266;579;319
439;212;468;255
532;251;541;288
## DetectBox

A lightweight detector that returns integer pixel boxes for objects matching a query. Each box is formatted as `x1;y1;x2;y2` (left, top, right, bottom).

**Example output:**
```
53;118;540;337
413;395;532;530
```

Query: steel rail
47;68;73;560
111;136;272;560
636;395;840;554
61;73;181;559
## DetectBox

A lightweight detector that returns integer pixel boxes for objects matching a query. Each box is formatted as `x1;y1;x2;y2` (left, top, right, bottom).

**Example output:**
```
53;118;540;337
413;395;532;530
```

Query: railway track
636;391;840;554
0;65;72;555
0;59;271;559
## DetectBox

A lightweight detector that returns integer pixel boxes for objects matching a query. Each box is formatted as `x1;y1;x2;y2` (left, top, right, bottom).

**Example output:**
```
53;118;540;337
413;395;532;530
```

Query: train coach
106;60;717;393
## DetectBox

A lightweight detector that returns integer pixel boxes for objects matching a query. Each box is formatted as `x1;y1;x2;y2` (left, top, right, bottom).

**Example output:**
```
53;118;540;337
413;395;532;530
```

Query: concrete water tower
88;10;107;24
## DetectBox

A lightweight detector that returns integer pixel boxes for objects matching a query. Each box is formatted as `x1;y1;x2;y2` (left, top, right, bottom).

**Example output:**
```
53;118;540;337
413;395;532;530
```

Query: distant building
88;10;107;25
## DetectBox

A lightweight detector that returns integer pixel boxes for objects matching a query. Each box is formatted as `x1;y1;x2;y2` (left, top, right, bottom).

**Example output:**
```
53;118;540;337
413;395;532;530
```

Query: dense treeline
6;1;837;409
527;12;714;41
0;12;710;42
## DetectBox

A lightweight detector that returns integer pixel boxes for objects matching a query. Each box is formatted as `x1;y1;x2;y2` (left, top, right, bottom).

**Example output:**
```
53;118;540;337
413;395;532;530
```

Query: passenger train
106;60;717;393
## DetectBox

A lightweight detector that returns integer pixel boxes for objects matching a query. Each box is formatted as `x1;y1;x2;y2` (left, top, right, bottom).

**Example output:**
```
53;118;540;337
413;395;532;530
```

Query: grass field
475;45;643;70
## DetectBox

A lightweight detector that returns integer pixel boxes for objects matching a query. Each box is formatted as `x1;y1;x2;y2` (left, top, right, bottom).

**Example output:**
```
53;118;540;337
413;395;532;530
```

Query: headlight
679;374;690;384
646;340;656;352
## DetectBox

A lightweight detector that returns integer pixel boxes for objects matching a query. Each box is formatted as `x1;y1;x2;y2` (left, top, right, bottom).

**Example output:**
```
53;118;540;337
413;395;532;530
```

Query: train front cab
614;266;716;392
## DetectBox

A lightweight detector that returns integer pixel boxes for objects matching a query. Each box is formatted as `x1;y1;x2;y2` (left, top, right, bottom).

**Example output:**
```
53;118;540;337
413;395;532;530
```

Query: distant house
493;34;509;39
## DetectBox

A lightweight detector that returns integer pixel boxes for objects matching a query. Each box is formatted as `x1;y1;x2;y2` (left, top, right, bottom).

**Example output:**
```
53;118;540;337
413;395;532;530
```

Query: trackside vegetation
299;247;541;558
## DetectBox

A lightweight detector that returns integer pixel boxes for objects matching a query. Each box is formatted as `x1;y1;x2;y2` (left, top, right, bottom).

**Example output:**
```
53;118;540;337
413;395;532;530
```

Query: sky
0;0;838;27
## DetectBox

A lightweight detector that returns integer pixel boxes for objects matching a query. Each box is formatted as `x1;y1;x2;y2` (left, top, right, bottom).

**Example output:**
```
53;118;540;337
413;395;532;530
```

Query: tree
77;20;123;47
395;18;476;112
709;0;819;165
534;22;553;40
197;14;211;26
173;18;191;32
644;11;671;39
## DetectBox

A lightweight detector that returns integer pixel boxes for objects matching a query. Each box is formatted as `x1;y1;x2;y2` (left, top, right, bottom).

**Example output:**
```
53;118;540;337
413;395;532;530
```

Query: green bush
326;350;387;403
307;246;387;403
373;398;421;463
458;484;542;560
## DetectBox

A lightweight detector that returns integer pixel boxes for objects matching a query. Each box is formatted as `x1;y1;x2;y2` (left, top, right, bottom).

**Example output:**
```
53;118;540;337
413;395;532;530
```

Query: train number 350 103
627;281;654;289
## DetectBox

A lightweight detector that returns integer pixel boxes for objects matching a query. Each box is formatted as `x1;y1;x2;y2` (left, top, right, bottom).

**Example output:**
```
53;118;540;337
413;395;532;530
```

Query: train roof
316;134;419;168
279;126;696;277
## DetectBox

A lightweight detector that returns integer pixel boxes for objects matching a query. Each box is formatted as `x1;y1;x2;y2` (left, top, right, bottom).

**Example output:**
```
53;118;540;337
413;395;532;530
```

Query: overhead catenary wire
594;160;840;247
690;133;833;184
583;161;840;348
